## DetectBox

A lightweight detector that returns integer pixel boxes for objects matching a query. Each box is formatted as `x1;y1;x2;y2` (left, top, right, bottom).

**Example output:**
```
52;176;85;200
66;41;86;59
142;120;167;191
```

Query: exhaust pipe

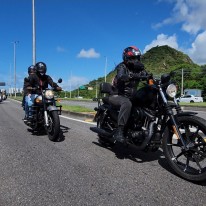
90;127;113;137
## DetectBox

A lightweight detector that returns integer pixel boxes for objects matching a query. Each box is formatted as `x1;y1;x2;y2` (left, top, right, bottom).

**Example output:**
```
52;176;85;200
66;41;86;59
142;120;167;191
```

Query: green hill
67;45;205;99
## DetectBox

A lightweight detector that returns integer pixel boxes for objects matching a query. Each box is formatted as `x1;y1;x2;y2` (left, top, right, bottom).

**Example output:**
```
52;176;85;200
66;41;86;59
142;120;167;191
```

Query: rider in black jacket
109;46;148;143
28;62;60;94
26;62;61;118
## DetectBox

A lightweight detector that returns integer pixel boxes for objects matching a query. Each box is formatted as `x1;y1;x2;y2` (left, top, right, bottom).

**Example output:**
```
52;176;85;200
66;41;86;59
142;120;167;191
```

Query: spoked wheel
163;115;206;181
47;111;60;141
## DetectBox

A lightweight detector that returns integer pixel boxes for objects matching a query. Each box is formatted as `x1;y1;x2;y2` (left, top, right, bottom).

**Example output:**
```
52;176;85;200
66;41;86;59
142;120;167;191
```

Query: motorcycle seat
102;96;120;110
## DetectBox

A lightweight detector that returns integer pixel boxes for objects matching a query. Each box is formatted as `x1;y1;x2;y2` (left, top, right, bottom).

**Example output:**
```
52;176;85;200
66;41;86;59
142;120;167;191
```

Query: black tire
96;113;115;147
162;115;206;181
47;111;60;141
190;100;194;103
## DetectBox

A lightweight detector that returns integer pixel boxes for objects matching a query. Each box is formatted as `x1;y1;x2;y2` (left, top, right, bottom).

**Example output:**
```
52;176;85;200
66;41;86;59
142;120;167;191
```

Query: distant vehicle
76;96;83;99
176;95;203;103
184;89;202;97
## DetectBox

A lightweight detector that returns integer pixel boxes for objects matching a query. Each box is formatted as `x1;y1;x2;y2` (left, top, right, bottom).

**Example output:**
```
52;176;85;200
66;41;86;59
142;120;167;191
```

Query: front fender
175;111;197;117
47;105;58;112
164;111;197;131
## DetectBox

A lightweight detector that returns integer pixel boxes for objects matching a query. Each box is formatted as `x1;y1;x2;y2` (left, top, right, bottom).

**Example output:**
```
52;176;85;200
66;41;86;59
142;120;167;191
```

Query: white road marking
60;115;96;125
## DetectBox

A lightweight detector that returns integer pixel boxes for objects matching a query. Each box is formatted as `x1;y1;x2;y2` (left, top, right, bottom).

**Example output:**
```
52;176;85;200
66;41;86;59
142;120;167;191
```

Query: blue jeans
25;94;38;118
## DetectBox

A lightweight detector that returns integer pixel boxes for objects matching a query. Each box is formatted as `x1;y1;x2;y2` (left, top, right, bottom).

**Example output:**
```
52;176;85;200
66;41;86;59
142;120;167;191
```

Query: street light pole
12;41;19;98
32;0;36;65
104;56;107;82
181;68;184;96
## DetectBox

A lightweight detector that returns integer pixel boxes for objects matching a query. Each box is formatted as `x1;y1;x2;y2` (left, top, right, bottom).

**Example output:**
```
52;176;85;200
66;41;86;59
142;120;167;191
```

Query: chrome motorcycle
24;79;62;141
90;72;206;182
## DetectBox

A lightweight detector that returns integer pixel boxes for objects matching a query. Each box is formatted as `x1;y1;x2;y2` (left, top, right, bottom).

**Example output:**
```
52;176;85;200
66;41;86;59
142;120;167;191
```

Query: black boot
113;126;125;143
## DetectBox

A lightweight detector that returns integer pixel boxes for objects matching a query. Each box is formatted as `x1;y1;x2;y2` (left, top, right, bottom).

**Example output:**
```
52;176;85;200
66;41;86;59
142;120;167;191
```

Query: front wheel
162;115;206;182
47;111;60;141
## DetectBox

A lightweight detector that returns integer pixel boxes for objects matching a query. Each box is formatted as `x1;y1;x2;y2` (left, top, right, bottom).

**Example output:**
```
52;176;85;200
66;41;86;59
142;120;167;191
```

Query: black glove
124;87;135;97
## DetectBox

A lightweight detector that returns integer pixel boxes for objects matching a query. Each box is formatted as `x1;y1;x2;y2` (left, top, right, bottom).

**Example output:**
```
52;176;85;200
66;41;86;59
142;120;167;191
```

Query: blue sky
1;0;206;91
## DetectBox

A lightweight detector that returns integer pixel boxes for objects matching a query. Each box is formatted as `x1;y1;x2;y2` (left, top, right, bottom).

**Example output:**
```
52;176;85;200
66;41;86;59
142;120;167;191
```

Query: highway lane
0;99;206;206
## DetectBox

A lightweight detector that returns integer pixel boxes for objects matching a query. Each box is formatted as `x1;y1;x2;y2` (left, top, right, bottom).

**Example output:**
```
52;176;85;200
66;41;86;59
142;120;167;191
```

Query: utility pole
181;68;184;96
104;56;107;82
12;41;19;98
32;0;36;65
96;81;98;98
69;71;72;98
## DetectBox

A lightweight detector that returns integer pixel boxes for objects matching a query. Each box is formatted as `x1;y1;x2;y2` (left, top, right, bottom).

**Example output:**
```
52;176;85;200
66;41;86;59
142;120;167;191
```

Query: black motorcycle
24;79;62;141
90;72;206;182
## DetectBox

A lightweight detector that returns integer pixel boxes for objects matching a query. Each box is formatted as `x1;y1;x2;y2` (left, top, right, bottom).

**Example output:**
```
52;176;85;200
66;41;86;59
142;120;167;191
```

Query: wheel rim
47;114;54;135
167;120;206;175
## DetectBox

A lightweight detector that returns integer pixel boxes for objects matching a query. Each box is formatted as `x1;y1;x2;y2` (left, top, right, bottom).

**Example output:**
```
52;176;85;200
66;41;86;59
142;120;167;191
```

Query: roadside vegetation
9;96;94;113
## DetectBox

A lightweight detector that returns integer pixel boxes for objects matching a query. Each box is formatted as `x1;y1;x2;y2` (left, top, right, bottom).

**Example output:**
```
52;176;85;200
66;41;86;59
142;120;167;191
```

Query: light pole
181;68;184;96
32;0;36;65
104;56;107;82
12;41;19;98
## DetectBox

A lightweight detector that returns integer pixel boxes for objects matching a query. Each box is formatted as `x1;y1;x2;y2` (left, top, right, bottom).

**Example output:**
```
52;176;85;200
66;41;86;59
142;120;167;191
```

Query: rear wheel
163;116;206;181
47;111;60;141
96;112;115;147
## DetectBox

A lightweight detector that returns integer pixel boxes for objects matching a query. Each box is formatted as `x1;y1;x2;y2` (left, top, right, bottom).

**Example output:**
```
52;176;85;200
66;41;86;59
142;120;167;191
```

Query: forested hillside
66;45;206;99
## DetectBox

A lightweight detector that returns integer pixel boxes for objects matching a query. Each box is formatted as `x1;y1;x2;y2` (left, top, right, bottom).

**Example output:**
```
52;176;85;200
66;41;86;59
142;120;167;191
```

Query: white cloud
77;48;100;58
187;31;206;65
61;75;89;91
143;33;178;53
154;0;206;35
56;46;67;52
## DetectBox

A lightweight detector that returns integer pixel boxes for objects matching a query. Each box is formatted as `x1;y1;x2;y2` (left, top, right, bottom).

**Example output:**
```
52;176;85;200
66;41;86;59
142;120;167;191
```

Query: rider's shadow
56;125;70;142
93;141;164;163
113;144;164;162
27;125;70;142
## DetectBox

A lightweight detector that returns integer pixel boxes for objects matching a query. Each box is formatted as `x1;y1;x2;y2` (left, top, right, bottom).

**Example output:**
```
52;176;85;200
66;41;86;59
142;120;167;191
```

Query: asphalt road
0;99;206;206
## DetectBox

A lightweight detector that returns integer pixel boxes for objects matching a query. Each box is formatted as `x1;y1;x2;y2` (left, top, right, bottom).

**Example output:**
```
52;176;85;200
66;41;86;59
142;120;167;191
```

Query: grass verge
9;97;94;113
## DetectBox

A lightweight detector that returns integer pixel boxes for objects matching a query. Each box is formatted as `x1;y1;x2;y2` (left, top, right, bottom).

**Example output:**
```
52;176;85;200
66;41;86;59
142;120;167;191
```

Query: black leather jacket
28;73;59;94
114;62;148;96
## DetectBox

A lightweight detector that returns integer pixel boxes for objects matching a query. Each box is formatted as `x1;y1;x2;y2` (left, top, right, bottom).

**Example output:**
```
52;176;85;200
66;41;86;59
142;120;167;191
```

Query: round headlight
45;90;54;99
35;95;42;103
166;84;177;98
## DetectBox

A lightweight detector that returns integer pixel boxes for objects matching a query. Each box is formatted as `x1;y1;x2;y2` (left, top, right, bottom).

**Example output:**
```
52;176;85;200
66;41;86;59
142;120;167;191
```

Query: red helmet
122;46;141;62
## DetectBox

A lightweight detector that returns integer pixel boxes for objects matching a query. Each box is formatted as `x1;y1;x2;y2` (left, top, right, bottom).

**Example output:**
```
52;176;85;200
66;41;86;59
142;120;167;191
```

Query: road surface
0;99;206;206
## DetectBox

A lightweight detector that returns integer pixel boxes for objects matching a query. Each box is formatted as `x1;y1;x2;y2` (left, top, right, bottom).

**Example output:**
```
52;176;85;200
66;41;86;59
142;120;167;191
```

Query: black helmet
28;65;36;74
122;46;141;62
36;62;47;76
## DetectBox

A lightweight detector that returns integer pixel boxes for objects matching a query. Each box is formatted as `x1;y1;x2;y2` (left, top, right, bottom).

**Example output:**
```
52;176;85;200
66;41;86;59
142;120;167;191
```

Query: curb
181;106;206;112
61;110;95;119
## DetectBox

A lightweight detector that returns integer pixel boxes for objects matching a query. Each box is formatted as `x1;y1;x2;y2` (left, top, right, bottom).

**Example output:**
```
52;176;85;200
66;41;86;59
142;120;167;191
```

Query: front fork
43;96;49;126
44;110;49;126
159;88;188;150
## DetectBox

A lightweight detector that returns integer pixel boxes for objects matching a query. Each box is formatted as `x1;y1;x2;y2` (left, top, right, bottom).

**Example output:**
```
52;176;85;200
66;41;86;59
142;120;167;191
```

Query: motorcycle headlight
35;95;42;103
166;84;177;98
45;90;54;99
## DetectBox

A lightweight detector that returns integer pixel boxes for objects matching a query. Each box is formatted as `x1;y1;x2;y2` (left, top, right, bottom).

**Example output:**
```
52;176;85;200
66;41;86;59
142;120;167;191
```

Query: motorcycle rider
22;65;36;121
27;62;61;118
109;46;148;143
